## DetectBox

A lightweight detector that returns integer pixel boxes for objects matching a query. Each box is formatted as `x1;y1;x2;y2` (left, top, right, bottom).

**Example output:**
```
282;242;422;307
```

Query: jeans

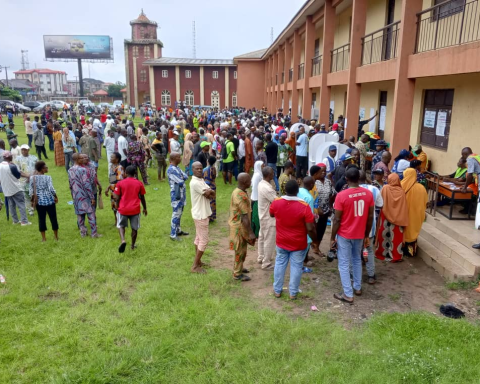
27;134;33;147
239;157;245;173
46;133;54;151
232;160;239;181
337;235;363;298
296;155;308;179
64;151;74;172
365;237;375;277
267;162;279;191
273;245;308;296
8;191;28;224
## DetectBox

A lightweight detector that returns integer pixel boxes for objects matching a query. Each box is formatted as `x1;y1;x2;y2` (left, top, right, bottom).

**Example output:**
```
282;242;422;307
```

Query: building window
420;89;454;150
185;70;191;78
232;92;237;107
144;46;150;59
212;71;219;79
434;0;465;19
185;90;194;106
233;71;237;79
161;90;171;106
162;70;168;78
140;27;145;39
211;90;220;108
140;70;147;83
132;46;139;58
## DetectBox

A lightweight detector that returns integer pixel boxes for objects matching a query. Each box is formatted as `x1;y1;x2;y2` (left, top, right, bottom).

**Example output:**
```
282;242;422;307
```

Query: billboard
44;35;112;60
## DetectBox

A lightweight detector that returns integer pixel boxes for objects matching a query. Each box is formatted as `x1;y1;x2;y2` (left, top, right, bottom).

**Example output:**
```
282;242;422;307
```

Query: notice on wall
424;110;436;128
379;105;386;131
359;107;366;120
436;111;447;137
330;100;335;115
369;107;376;132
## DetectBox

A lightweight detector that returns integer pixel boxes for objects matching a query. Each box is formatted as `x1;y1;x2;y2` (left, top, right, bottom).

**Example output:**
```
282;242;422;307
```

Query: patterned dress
127;141;148;184
53;131;65;166
68;165;97;237
203;166;216;220
167;164;188;238
15;154;38;214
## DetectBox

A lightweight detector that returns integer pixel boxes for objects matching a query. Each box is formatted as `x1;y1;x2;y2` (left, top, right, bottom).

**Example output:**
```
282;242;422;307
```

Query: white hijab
251;160;264;201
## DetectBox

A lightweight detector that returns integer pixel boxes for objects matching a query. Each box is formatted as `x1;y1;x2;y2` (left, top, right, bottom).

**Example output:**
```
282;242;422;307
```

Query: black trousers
36;145;48;160
316;214;329;245
296;155;308;179
36;204;58;232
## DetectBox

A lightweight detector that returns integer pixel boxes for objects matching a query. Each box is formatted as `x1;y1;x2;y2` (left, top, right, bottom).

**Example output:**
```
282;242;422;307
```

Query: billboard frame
43;35;114;62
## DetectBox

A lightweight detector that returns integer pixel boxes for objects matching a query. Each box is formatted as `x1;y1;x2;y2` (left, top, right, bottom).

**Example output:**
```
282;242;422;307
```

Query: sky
1;0;305;84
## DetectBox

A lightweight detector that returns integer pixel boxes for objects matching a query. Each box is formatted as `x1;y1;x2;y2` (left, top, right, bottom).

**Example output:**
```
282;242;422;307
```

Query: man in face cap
372;140;387;169
197;141;210;168
170;130;181;154
15;144;38;216
323;145;337;175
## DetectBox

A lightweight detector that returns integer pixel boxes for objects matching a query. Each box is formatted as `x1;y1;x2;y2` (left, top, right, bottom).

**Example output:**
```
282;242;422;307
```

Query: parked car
78;99;94;108
24;101;42;109
14;103;31;112
99;102;115;110
33;102;58;113
113;100;123;107
49;100;70;109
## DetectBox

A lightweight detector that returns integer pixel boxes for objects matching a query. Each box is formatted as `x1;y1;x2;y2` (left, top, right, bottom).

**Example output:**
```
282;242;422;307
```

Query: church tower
124;10;163;108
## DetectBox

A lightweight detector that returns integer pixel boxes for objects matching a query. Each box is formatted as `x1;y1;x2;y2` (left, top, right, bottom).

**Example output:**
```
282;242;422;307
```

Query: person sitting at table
412;144;428;172
409;160;427;188
441;158;468;185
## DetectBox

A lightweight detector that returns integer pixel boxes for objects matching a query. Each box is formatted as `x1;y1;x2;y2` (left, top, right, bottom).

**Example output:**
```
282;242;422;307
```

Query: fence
416;0;480;53
362;21;400;65
311;55;322;76
331;43;350;72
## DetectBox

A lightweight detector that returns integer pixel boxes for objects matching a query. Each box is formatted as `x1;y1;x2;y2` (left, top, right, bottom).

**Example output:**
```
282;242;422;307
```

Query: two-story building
235;0;480;174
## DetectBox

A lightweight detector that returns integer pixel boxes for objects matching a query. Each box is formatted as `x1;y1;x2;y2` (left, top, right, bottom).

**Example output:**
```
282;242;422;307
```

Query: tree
0;87;22;102
107;83;125;97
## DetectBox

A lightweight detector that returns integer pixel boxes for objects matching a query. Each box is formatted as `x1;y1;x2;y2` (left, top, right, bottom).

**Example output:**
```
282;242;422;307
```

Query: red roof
14;68;66;75
120;88;127;93
93;89;108;96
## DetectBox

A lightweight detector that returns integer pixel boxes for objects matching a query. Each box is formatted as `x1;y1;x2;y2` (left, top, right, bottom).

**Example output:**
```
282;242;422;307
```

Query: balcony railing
331;43;350;72
416;0;480;53
288;68;293;82
361;21;400;65
311;55;322;76
281;71;285;84
298;63;305;80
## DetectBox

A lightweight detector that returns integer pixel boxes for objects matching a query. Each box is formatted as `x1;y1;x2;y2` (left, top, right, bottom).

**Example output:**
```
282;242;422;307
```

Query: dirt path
210;215;480;324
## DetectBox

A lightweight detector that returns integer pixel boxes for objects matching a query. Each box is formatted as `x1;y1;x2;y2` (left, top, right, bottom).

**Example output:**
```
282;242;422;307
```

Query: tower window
140;70;147;83
162;70;168;78
212;71;219;79
144;46;150;59
132;46;139;58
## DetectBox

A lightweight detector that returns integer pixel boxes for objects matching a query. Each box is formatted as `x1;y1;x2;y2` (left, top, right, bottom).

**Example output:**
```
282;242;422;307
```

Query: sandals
334;293;354;305
118;242;127;253
242;268;250;274
233;274;251;282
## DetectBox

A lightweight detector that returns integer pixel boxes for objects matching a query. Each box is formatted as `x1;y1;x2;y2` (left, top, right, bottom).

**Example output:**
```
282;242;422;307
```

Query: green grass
1;116;480;383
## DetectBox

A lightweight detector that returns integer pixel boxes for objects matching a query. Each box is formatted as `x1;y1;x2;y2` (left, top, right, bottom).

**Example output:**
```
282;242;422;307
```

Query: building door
383;0;396;60
378;91;387;140
211;91;220;109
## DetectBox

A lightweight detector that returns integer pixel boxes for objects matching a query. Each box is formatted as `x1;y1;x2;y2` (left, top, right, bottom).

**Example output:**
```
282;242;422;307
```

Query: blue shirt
298;188;314;244
296;133;308;157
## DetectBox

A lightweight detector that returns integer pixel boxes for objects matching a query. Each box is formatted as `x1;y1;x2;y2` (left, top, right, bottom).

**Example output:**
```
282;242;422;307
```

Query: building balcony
298;63;305;80
331;43;350;72
415;0;480;54
361;21;400;66
311;55;322;76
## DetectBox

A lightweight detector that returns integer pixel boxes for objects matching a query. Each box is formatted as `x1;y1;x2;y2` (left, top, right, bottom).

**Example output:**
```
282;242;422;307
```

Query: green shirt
276;143;292;167
223;141;235;163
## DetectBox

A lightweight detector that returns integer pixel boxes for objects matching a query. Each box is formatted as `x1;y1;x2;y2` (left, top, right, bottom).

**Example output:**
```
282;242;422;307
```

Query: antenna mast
192;21;197;59
21;50;29;70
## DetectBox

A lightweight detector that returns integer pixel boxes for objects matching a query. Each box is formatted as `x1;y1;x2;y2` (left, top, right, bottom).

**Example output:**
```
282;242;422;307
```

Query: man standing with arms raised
331;167;374;304
167;152;189;241
190;161;215;273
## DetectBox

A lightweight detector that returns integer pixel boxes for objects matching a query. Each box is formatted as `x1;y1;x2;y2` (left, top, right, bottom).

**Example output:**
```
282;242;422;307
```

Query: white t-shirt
190;176;212;220
117;136;128;161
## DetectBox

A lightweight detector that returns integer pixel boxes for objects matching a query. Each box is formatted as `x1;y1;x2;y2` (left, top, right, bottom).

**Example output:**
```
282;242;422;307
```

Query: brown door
378;91;387;140
383;0;396;60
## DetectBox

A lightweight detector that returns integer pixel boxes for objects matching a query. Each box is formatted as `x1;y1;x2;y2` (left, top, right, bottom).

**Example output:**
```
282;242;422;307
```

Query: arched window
140;70;147;83
185;90;194;106
211;90;220;109
161;90;171;106
132;46;139;58
232;92;237;107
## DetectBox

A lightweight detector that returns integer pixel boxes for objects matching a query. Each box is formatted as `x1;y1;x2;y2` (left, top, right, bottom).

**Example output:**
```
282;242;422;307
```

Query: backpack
222;140;230;160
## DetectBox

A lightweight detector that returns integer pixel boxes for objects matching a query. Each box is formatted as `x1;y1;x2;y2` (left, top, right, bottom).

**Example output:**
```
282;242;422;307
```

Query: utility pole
21;50;29;70
192;21;196;59
0;65;10;87
73;75;79;96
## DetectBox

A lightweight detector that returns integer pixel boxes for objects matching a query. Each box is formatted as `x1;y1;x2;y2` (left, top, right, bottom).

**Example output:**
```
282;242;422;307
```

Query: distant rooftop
130;9;158;26
143;57;236;66
14;68;66;75
234;48;268;60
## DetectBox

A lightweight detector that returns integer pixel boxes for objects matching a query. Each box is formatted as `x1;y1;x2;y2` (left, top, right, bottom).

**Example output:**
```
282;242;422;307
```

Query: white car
113;100;123;107
14;103;31;112
50;100;70;109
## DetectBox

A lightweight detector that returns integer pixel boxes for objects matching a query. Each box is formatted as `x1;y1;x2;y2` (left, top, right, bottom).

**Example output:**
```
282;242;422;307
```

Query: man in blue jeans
265;133;279;191
270;180;316;300
331;167;374;305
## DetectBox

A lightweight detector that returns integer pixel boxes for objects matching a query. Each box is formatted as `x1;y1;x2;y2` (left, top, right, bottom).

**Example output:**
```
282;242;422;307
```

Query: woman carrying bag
29;161;59;242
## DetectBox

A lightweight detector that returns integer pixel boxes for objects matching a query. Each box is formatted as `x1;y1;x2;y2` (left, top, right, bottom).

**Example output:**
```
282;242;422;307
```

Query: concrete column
291;29;301;121
125;45;131;106
154;44;159;58
319;0;335;126
133;58;139;109
200;66;205;105
389;0;423;159
284;40;292;115
345;0;367;137
266;56;272;111
149;66;155;106
264;57;269;108
276;47;284;112
175;66;180;104
271;52;278;112
303;16;315;120
225;66;230;108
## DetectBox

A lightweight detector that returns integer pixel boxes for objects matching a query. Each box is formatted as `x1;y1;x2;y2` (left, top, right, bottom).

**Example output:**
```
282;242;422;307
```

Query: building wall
365;0;387;34
132;23;157;40
153;66;176;107
236;60;265;109
409;74;480;174
330;85;348;119
333;5;352;48
179;66;200;105
229;68;238;107
203;67;226;108
315;26;324;53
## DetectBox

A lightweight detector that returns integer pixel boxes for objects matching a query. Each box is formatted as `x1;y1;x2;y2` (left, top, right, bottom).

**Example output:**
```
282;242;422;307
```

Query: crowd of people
1;103;479;305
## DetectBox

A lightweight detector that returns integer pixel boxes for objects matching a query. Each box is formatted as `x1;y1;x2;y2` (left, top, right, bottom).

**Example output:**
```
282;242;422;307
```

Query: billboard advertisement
44;35;112;60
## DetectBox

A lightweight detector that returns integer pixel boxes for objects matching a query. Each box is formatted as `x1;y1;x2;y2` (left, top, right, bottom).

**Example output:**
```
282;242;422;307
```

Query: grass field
1;116;480;383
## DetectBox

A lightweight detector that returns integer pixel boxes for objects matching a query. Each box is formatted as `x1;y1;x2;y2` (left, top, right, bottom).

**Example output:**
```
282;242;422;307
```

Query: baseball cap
173;130;179;135
340;154;353;161
332;123;339;131
329;145;337;151
20;144;30;150
372;168;385;175
376;140;387;146
200;141;210;148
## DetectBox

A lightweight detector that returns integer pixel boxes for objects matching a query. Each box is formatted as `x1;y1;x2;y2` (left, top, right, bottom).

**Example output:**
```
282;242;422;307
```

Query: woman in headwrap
250;160;264;238
401;168;428;257
182;132;194;176
285;131;297;166
375;173;409;262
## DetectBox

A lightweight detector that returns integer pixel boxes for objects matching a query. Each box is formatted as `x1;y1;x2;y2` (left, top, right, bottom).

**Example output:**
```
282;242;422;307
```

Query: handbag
31;176;38;210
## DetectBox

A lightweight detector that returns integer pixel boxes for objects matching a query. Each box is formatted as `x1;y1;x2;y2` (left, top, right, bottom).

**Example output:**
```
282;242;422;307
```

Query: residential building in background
14;68;67;96
124;10;237;109
234;0;480;175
